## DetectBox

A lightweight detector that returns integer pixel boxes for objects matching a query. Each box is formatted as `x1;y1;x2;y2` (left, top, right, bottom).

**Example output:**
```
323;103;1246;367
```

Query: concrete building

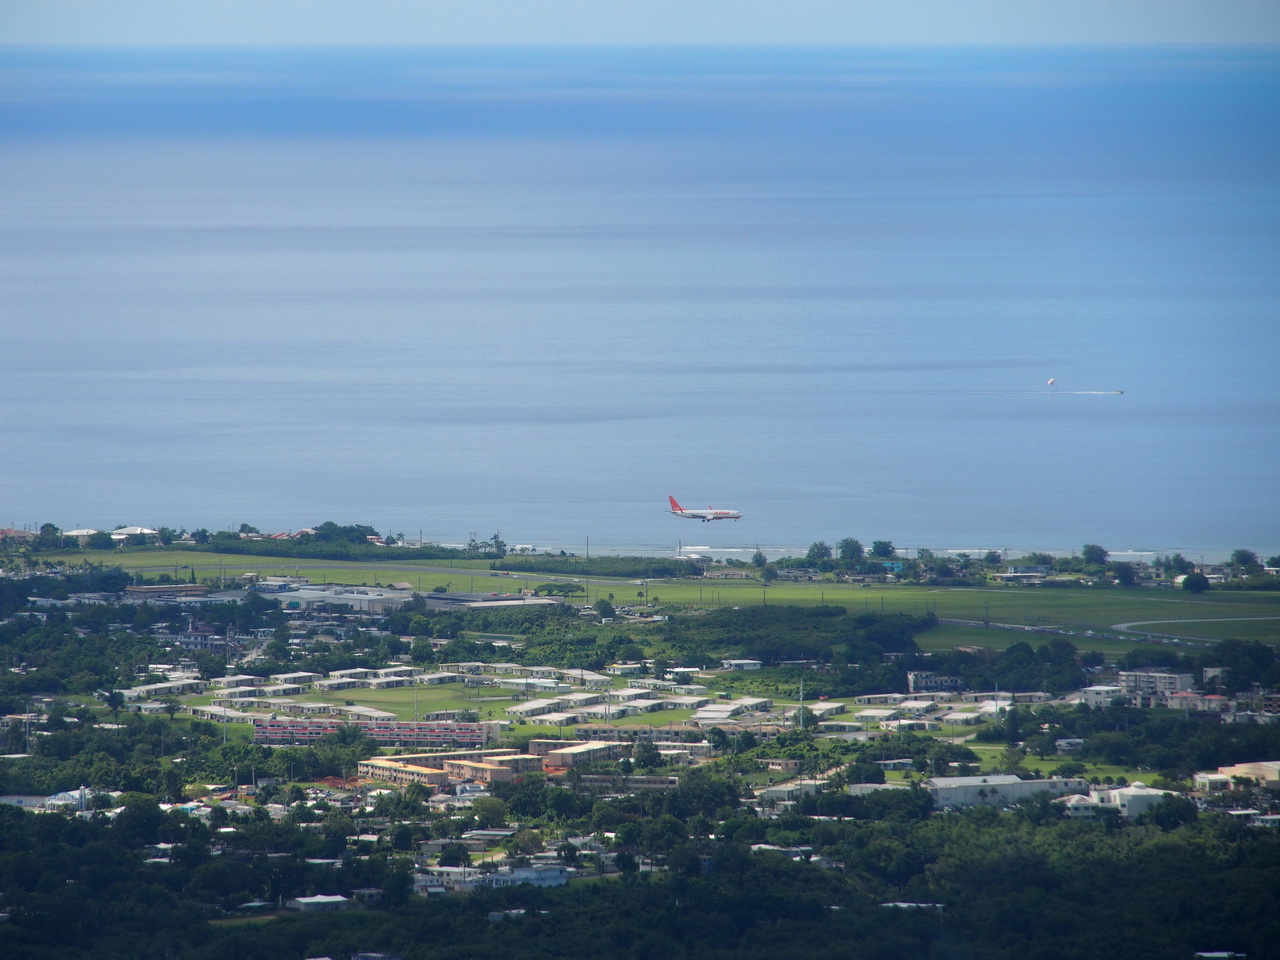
1216;760;1280;786
506;699;565;719
924;775;1090;809
1194;771;1234;793
852;693;907;706
1091;782;1177;818
442;759;514;784
756;779;828;804
527;711;582;727
260;683;306;698
117;679;208;701
937;711;983;727
855;708;899;725
608;687;659;703
329;668;372;681
253;718;495;748
542;741;627;769
286;894;348;912
269;671;322;685
605;662;646;676
415;863;570;894
1118;670;1195;699
332;705;398;722
211;674;264;689
1080;685;1124;709
357;758;450;789
906;672;963;694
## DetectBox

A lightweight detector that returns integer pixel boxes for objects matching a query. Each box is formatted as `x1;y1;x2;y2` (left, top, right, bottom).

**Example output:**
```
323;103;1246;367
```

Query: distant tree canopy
308;521;380;544
185;527;468;562
869;540;896;559
1082;543;1109;566
1182;572;1210;594
1111;561;1136;586
838;538;864;562
806;542;833;562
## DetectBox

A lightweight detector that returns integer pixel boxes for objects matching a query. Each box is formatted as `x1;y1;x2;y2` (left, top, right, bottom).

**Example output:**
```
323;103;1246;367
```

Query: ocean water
1;46;1277;560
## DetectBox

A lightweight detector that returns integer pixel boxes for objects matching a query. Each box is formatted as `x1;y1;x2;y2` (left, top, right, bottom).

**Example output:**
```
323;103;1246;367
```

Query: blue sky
3;0;1279;46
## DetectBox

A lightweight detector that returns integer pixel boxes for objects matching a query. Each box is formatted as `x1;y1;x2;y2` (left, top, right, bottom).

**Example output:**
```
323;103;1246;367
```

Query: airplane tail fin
668;496;684;512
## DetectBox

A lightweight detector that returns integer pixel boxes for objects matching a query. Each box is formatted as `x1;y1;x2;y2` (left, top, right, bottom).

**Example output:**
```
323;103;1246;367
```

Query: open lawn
48;547;1280;648
209;914;280;927
913;623;1146;660
42;548;534;594
271;682;522;721
962;740;1150;785
645;579;1280;646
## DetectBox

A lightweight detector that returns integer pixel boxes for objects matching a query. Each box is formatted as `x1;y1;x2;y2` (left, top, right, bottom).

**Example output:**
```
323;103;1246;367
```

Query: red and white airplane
668;495;742;522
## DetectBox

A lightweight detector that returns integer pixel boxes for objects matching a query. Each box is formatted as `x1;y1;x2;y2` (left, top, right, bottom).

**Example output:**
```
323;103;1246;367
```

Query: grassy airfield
49;547;1280;646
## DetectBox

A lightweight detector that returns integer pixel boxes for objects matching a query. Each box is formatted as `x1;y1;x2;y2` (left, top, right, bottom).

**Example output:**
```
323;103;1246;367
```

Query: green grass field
46;547;1280;647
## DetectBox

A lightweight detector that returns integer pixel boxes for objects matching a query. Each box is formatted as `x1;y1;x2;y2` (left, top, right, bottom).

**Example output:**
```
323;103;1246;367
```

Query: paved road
1111;616;1280;632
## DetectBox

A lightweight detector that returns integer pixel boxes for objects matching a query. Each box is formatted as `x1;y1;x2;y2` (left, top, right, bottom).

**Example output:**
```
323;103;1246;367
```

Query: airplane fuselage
668;496;742;522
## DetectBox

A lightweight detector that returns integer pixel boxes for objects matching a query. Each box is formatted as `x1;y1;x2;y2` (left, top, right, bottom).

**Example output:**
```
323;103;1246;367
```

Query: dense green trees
1183;571;1211;594
837;538;864;562
1081;543;1109;566
0;779;1274;960
805;541;832;562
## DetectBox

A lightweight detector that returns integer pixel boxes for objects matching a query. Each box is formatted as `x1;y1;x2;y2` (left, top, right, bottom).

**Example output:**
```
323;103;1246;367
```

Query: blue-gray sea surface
2;46;1277;560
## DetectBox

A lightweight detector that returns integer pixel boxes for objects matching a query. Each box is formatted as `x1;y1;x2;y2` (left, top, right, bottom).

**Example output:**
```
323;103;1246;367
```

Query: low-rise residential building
855;707;899;724
415;864;571;894
1163;691;1233;713
357;758;450;789
756;779;829;803
906;672;963;694
418;672;464;685
605;662;646;676
211;675;264;689
286;894;348;912
311;678;367;693
257;683;304;697
1118;670;1195;699
506;699;564;719
216;686;259;699
329;668;373;681
1080;685;1124;708
269;671;322;685
542;741;627;769
117;678;208;701
190;705;272;723
442;759;514;784
253;718;495;748
527;711;582;727
852;693;907;706
332;705;397;721
576;703;636;720
897;699;938;716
